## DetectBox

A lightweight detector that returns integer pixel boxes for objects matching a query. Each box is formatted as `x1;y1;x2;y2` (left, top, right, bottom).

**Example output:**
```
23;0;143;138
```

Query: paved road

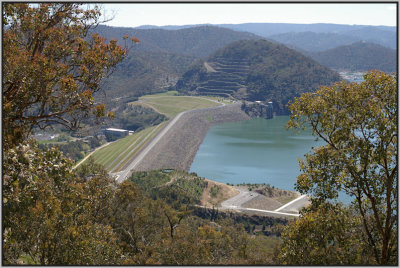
220;187;309;217
113;99;227;183
220;187;261;208
274;194;309;213
114;111;187;183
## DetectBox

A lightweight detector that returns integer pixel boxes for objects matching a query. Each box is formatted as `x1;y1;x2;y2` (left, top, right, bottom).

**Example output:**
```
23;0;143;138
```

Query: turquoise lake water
190;116;322;190
190;116;352;203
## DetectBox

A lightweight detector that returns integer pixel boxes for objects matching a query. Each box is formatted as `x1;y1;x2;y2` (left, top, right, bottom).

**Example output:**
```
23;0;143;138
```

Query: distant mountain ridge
94;25;262;102
175;39;342;114
95;25;260;57
268;28;396;51
131;22;396;50
308;42;397;73
95;23;395;108
134;22;395;35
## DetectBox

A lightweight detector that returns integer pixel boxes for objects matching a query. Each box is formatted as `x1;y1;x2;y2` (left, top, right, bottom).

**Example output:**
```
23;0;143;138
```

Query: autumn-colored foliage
4;3;395;266
276;203;374;265
2;3;130;148
286;70;398;265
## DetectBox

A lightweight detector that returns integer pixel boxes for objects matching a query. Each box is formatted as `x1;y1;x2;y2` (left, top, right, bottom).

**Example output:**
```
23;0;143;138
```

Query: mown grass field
113;122;166;172
84;124;162;171
133;94;221;118
85;92;226;172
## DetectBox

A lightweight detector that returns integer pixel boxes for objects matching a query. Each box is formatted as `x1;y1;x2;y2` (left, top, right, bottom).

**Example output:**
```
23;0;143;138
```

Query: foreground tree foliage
3;142;123;264
286;70;398;265
7;3;396;266
2;3;136;148
2;5;278;264
275;203;374;265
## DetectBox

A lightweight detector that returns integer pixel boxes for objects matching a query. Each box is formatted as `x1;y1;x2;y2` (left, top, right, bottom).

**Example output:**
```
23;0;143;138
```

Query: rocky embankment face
134;103;250;171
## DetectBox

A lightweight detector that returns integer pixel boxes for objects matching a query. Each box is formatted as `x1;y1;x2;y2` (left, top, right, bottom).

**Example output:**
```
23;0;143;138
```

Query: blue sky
100;3;397;28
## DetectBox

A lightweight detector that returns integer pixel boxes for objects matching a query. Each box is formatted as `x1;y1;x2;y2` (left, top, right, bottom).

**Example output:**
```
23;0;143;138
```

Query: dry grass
200;179;239;207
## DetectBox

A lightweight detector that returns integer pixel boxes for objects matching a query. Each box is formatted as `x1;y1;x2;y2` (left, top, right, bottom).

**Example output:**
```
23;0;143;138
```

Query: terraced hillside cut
175;39;342;114
195;58;250;98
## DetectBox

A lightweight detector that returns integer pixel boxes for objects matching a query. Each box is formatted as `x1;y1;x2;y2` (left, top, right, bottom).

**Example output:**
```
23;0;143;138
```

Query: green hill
268;31;360;52
99;51;196;104
95;25;260;57
94;25;261;103
309;42;396;73
267;30;396;52
175;39;342;114
135;23;396;50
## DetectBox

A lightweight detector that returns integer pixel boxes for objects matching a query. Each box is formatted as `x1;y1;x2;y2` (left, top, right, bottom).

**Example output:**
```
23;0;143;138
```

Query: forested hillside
308;42;396;73
175;39;341;114
94;25;260;103
138;22;396;50
95;24;395;104
95;25;260;57
218;22;395;41
4;3;397;265
268;31;360;52
99;51;196;104
267;27;396;51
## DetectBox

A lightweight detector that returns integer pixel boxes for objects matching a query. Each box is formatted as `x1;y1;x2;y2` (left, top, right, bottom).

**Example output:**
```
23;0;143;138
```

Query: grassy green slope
134;95;221;118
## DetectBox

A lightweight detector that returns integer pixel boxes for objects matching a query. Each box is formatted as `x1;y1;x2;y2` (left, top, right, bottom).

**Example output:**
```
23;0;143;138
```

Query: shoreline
133;103;250;172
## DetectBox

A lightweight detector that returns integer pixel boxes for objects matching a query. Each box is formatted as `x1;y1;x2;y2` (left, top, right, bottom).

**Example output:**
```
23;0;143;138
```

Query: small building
104;128;129;141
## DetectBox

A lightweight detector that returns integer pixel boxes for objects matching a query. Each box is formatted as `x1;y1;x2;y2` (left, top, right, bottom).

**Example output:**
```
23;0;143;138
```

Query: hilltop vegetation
93;24;394;105
139;22;396;50
175;39;341;114
268;28;396;52
99;51;196;103
3;3;397;265
308;42;396;73
108;104;167;131
94;25;260;102
95;25;259;57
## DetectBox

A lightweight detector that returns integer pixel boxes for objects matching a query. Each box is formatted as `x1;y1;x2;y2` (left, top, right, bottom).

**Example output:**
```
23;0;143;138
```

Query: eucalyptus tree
286;70;397;265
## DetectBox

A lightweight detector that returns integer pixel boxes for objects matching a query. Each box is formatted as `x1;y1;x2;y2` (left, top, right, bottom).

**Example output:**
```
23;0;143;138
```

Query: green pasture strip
138;96;219;117
141;90;179;97
89;129;150;168
106;127;154;171
114;122;166;172
109;124;161;172
103;127;155;169
94;136;137;167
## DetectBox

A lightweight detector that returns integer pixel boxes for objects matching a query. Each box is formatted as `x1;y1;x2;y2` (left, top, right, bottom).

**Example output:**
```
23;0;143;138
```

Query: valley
47;23;394;218
5;3;397;265
77;93;310;217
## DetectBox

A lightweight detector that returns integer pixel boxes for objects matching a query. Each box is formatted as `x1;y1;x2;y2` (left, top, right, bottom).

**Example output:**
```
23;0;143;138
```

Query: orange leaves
81;89;93;102
93;103;105;118
3;3;128;145
123;33;139;43
130;36;140;44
